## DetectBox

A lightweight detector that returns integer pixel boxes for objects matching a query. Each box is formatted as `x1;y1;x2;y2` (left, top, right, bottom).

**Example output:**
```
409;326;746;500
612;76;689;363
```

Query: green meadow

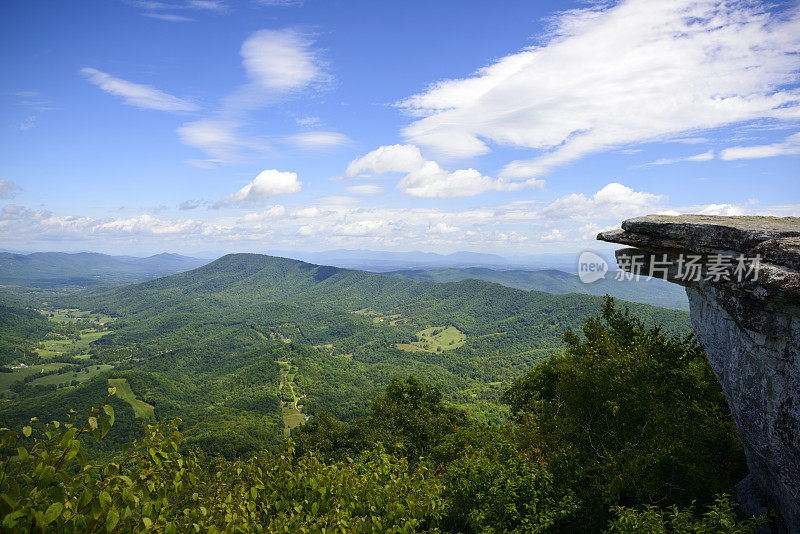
397;326;466;353
36;330;110;359
28;364;114;388
108;378;155;419
0;363;72;393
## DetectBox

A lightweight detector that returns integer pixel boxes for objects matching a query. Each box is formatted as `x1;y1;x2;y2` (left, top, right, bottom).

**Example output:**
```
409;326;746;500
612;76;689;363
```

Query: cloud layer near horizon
3;183;795;252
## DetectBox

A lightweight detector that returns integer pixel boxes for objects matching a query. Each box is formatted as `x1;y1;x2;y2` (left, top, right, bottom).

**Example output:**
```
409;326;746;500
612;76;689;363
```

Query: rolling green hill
387;266;689;310
1;253;692;457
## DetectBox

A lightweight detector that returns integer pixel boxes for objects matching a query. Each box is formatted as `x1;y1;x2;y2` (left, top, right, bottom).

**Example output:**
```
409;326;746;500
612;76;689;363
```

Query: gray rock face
598;215;800;532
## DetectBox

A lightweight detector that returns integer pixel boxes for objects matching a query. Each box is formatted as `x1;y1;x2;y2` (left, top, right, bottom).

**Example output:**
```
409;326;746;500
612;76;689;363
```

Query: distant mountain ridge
77;253;690;337
387;267;689;311
0;251;210;288
264;249;614;272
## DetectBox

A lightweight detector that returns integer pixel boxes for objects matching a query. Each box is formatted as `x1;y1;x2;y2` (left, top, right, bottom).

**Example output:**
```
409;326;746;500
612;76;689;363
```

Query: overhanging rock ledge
598;214;800;532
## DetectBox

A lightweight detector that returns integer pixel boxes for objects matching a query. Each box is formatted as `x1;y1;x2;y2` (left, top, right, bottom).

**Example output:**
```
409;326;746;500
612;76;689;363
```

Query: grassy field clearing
0;363;71;393
28;364;114;388
108;378;155;418
282;405;305;437
41;308;115;325
396;326;466;353
36;330;109;359
278;361;307;437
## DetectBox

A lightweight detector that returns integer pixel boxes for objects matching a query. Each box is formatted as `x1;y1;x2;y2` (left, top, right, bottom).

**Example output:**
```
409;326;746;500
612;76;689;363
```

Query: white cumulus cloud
224;170;302;204
345;144;538;198
543;183;663;220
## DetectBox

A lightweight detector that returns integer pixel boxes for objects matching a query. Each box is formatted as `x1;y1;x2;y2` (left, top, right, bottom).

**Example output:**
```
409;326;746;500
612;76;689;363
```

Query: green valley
0;254;691;450
0;252;764;531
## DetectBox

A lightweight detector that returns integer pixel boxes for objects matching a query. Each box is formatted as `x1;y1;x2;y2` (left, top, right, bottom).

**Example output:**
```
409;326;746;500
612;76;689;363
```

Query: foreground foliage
503;299;748;529
1;388;443;533
1;299;770;533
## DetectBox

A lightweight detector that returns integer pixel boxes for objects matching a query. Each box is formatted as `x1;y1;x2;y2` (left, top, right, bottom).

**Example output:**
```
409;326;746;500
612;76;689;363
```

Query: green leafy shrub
0;388;444;533
441;436;576;533
608;496;771;533
504;297;748;529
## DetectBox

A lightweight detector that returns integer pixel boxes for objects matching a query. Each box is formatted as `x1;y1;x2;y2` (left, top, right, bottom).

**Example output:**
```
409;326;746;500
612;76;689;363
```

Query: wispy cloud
398;0;800;179
81;67;199;112
179;29;331;161
19;116;37;131
287;131;351;150
222;29;329;111
643;150;714;166
187;0;225;10
345;184;384;196
0;179;22;199
254;0;303;6
177;120;269;162
142;12;193;21
296;116;321;127
127;0;226;21
12;90;51;131
720;132;800;160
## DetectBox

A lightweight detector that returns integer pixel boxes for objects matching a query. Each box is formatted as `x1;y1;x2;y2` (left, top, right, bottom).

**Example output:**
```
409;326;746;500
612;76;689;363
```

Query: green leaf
104;404;115;425
108;386;117;395
88;417;98;430
2;510;26;529
99;490;111;509
43;502;63;525
106;509;119;531
22;426;32;437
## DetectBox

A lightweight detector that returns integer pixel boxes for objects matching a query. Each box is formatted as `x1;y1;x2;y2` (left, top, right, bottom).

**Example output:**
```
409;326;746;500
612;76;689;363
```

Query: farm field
278;361;307;436
36;330;109;359
396;326;466;353
0;363;71;393
40;308;115;325
108;378;155;418
28;364;114;388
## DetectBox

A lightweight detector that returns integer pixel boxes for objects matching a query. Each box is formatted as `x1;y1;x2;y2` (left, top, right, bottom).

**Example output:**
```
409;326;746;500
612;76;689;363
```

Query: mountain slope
74;254;690;333
1;253;692;456
0;251;210;288
386;267;689;310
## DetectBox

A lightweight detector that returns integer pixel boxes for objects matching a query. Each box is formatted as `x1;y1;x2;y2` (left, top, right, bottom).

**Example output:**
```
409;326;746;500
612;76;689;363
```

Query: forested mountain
387;266;689;310
0;253;764;531
1;302;757;532
1;253;690;457
0;251;210;288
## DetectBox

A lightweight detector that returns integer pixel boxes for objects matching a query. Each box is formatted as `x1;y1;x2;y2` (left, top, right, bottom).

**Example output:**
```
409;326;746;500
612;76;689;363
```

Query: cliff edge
598;215;800;532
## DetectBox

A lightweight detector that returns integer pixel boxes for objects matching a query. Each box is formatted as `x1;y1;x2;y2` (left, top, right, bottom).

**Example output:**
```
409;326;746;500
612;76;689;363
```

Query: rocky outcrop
598;215;800;532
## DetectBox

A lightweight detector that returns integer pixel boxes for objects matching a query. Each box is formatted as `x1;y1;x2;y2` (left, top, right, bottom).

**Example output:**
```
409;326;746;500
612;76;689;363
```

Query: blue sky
1;0;798;256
